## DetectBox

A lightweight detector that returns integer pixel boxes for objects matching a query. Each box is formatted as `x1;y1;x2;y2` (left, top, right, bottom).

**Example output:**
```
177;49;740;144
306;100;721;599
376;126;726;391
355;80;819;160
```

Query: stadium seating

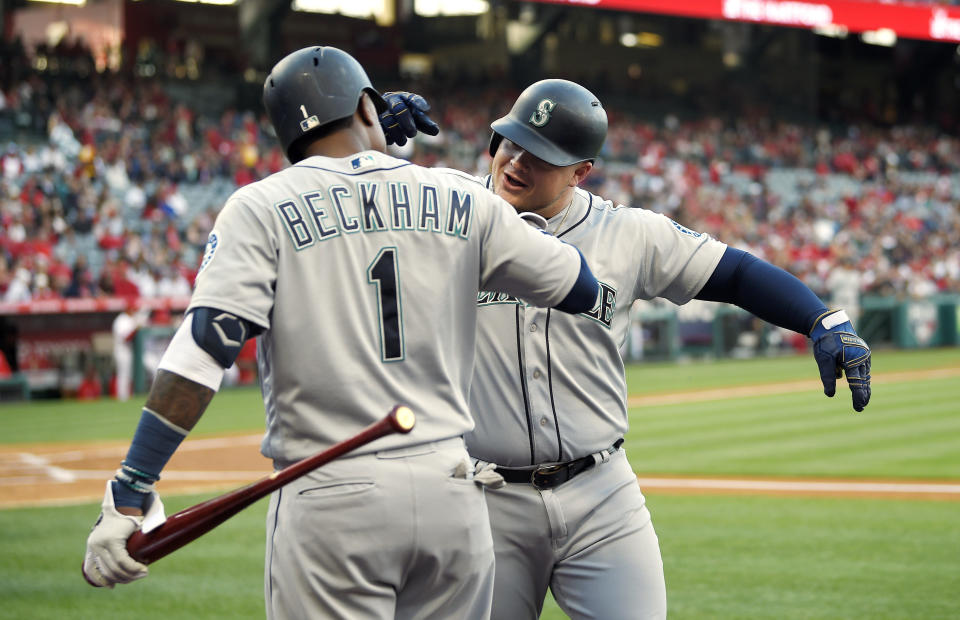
1;38;958;311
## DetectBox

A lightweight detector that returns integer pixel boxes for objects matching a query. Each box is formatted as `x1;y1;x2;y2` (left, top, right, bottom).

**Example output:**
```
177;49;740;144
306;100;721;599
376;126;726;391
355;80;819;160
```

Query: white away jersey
189;151;584;462
466;181;727;466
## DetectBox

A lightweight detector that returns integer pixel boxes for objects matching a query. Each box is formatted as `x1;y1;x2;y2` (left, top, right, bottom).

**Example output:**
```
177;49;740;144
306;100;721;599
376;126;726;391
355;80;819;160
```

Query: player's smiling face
491;139;590;217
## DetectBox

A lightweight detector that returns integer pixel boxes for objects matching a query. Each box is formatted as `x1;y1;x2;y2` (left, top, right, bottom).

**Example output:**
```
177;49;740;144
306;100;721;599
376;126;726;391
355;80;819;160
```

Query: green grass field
1;348;958;619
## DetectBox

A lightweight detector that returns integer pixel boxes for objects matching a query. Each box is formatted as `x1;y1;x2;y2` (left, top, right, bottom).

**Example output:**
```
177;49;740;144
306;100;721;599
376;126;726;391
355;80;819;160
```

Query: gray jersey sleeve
631;208;726;305
188;197;278;328
476;194;582;308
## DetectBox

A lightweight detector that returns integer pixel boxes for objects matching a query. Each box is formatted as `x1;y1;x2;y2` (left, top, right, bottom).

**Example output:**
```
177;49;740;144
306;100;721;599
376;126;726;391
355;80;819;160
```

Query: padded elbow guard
190;307;261;368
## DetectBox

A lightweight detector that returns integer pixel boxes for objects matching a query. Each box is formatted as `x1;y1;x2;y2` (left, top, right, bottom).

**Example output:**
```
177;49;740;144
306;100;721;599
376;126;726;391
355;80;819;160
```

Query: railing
634;294;960;361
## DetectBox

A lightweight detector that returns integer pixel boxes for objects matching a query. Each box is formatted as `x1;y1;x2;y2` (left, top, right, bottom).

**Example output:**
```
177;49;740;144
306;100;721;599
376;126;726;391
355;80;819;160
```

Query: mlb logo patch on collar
352;154;376;169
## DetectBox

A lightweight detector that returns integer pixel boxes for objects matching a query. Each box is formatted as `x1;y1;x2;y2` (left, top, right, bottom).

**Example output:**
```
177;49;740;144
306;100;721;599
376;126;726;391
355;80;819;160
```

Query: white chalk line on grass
635;477;960;495
627;366;960;407
16;453;76;483
3;436;265;486
170;434;264;450
2;469;263;485
0;434;264;465
3;465;959;498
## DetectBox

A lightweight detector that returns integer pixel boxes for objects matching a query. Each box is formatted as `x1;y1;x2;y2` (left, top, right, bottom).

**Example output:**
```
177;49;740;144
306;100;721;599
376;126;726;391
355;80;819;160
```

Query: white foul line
3;434;265;465
2;468;262;485
7;463;958;498
18;453;77;483
636;477;960;495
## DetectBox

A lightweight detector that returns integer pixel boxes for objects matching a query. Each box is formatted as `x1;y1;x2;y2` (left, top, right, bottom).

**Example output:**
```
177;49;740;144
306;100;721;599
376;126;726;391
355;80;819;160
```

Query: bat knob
390;405;416;433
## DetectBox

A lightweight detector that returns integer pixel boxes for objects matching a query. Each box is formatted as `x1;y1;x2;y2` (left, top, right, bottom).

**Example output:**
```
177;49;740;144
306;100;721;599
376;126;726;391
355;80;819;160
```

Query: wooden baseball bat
124;405;415;565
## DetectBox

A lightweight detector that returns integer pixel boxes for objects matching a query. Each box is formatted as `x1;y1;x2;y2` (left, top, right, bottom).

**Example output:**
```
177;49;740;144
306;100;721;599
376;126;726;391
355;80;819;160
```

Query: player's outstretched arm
552;246;599;315
695;247;871;412
378;91;440;146
517;209;599;314
480;200;600;315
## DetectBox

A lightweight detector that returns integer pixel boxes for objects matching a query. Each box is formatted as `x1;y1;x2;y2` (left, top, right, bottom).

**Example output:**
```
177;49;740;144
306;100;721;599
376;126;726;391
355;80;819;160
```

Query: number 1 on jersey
367;247;404;362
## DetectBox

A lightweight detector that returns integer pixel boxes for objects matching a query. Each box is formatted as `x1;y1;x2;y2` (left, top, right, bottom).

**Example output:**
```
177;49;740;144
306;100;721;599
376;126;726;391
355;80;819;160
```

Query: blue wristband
112;409;187;508
111;480;147;510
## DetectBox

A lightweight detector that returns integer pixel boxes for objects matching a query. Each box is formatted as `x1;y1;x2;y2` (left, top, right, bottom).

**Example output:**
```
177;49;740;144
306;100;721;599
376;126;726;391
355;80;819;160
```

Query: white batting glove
82;481;164;588
453;458;506;489
473;462;505;489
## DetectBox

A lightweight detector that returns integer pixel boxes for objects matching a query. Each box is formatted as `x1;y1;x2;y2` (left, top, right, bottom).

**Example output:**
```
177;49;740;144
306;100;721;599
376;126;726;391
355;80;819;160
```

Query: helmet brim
366;88;388;115
489;117;589;167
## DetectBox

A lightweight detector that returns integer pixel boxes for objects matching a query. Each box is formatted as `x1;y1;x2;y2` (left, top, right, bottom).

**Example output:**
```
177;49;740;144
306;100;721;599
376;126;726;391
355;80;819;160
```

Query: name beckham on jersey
477;281;617;328
274;182;474;249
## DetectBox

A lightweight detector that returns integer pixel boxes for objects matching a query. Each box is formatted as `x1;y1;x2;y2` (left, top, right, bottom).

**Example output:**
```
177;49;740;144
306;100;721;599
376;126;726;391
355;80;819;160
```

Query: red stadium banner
526;0;960;43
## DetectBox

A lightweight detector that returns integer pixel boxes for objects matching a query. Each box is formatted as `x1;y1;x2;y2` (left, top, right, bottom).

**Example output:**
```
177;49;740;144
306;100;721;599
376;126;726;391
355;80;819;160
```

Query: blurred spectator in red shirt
76;366;103;400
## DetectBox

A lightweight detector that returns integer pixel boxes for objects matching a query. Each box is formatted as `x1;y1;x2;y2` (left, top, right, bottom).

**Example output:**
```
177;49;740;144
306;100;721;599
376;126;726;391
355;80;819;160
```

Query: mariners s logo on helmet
529;99;557;127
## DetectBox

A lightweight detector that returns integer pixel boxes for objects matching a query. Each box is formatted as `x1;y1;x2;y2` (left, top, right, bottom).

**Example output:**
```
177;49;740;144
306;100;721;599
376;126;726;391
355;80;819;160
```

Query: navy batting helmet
263;46;388;163
489;79;607;167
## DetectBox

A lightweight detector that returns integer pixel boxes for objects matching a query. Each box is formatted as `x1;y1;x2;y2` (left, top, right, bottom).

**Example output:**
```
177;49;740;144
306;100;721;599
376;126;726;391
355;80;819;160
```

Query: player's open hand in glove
379;91;440;146
83;481;164;588
810;310;871;412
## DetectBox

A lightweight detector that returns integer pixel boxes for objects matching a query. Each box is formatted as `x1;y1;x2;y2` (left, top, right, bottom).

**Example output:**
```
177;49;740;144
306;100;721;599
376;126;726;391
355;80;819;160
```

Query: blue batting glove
379;92;440;147
810;310;871;412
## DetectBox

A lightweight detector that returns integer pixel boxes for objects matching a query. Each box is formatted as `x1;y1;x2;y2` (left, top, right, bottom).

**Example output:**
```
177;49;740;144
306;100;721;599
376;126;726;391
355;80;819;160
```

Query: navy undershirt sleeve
694;247;828;335
554;247;600;314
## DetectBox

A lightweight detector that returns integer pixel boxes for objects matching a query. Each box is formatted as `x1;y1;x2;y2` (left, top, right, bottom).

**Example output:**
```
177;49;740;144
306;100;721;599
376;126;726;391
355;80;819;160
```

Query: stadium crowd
1;36;959;315
0;36;285;306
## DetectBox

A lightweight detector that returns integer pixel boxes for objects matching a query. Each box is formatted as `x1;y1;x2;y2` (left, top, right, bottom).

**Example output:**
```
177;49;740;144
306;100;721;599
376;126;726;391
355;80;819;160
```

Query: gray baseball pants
265;437;495;619
485;448;667;620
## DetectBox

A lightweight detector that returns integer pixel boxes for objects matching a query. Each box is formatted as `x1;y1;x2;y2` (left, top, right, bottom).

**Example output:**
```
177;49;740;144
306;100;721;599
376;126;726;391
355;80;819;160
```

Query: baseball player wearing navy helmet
385;78;871;619
82;51;601;620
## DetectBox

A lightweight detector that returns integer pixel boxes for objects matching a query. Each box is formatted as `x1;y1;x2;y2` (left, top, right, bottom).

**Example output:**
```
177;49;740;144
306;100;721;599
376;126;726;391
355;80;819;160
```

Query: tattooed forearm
144;369;216;431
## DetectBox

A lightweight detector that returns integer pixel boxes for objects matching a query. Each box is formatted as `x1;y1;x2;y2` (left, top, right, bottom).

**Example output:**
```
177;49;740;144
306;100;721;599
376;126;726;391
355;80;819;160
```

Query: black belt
496;439;624;490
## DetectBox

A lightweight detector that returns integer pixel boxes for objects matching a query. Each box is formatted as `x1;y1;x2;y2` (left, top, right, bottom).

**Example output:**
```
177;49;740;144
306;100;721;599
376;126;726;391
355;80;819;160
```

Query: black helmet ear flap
488;132;504;158
364;87;388;115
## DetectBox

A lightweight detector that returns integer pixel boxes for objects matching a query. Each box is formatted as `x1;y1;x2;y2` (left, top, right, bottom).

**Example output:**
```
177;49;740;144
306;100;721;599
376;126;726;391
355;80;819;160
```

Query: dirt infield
0;434;271;508
4;366;959;509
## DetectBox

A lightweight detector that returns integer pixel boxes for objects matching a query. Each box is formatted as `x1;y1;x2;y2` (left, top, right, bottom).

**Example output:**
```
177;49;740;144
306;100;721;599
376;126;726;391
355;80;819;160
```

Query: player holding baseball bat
106;405;413;568
82;45;601;620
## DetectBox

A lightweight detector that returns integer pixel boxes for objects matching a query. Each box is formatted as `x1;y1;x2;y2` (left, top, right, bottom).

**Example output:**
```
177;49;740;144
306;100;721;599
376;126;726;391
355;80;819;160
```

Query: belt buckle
531;464;565;490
